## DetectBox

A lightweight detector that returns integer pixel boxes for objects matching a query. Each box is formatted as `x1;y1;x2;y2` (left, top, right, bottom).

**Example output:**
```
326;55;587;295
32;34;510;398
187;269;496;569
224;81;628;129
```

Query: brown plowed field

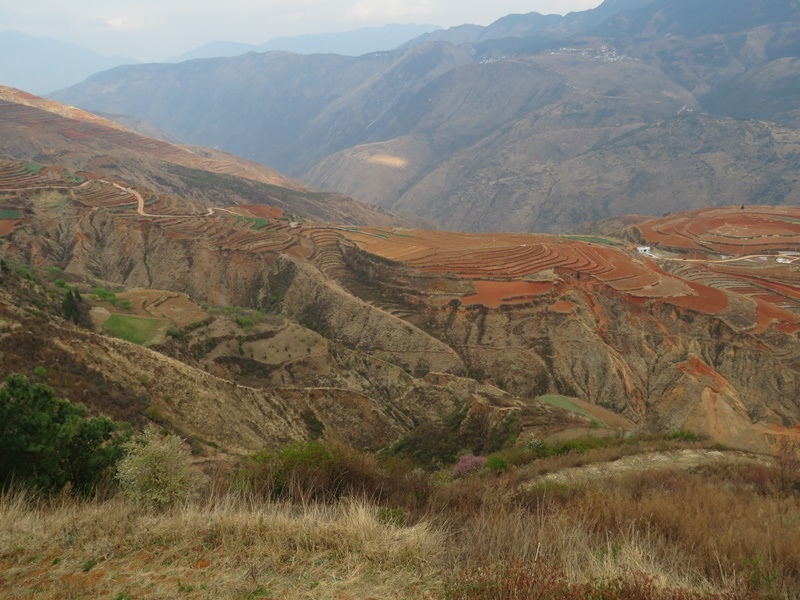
0;220;18;236
229;204;284;219
461;280;553;308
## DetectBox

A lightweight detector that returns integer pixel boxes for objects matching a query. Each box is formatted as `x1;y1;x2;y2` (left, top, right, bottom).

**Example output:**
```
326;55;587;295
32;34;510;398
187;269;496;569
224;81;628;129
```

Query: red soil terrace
461;281;553;308
634;206;800;255
335;223;799;332
2;159;797;334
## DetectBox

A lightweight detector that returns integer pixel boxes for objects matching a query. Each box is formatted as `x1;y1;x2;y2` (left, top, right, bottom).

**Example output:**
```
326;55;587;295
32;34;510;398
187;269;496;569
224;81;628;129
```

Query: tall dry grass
1;443;798;599
434;461;800;598
0;490;442;599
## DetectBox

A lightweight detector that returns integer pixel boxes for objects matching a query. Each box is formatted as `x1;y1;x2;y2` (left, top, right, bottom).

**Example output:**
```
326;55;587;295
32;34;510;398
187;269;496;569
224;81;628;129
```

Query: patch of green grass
251;218;269;230
374;229;414;239
538;395;603;425
62;169;85;184
103;315;164;345
82;558;97;572
21;161;44;175
0;209;22;219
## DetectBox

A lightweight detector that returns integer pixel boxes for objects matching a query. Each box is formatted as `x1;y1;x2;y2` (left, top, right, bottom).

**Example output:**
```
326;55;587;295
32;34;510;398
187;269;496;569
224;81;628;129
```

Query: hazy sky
2;0;603;61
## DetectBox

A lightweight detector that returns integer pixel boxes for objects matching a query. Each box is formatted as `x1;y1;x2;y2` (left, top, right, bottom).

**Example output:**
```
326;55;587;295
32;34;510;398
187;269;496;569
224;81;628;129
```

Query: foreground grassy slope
1;436;798;599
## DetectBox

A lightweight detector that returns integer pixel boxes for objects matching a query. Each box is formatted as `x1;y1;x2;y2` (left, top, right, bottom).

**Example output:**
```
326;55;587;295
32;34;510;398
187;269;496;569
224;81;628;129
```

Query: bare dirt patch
462;280;552;308
536;449;768;486
0;220;19;236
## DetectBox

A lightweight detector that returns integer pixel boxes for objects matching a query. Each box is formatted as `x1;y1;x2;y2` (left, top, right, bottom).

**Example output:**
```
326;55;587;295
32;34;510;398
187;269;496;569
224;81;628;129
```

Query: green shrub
670;430;702;442
236;315;254;328
248;440;335;499
33;366;47;379
241;441;431;507
92;287;117;303
0;375;129;494
487;456;508;473
166;327;184;339
116;426;194;510
54;278;66;288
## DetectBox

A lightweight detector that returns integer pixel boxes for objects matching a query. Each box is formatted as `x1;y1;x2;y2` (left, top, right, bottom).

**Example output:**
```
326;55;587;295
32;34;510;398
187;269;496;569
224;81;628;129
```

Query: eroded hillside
1;159;798;453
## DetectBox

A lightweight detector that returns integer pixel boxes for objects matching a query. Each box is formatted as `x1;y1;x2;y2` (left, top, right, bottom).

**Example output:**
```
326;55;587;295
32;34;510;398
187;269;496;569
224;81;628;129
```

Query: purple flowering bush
452;454;487;478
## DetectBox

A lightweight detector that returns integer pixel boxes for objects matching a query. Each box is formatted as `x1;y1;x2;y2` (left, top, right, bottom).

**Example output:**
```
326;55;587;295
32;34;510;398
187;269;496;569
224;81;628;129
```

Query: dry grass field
1;437;798;600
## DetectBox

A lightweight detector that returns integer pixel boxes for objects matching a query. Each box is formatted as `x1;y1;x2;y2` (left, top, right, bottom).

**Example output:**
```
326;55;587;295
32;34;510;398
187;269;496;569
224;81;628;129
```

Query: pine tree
0;375;130;494
62;289;80;324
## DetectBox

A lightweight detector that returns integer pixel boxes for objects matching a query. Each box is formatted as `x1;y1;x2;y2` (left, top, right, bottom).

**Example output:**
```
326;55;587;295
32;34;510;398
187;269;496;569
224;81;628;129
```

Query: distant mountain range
0;30;137;95
167;24;442;62
0;24;441;95
53;0;800;232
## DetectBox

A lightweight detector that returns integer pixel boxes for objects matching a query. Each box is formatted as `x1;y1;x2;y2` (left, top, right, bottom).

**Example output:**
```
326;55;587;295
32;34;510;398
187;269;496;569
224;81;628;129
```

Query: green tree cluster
0;374;130;494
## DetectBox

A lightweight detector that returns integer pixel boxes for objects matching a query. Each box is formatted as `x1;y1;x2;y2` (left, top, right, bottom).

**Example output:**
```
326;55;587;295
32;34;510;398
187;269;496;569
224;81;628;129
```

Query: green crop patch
538;394;603;425
0;210;22;219
374;229;414;239
103;315;164;345
562;235;618;246
21;161;44;175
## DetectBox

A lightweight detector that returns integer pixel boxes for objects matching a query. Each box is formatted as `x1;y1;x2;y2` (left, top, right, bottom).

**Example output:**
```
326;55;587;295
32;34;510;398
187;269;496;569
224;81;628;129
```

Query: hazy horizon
0;1;604;62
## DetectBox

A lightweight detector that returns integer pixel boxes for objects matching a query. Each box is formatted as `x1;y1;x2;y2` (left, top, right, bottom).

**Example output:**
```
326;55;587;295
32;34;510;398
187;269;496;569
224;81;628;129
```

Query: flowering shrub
116;426;194;510
452;454;487;478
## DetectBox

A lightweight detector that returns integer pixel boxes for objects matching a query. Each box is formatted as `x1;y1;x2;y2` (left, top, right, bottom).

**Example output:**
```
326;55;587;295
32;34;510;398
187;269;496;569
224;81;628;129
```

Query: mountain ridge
52;0;800;232
0;30;137;95
168;24;442;62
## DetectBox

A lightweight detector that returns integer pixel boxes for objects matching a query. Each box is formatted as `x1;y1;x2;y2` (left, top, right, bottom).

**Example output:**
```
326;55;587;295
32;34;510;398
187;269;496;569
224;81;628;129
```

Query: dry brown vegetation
2;439;799;599
0;494;441;599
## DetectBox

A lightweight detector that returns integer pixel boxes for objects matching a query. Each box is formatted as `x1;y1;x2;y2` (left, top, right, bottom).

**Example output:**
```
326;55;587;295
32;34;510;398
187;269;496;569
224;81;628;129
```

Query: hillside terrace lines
636;206;800;256
152;213;300;255
0;159;308;257
334;226;796;326
73;180;139;209
0;160;83;192
634;207;800;326
338;228;705;304
3;156;797;330
0;89;306;191
305;228;350;277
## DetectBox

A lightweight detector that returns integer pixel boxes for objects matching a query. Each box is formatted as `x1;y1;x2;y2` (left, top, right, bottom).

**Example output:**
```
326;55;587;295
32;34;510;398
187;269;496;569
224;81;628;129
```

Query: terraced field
634;206;800;255
0;87;306;191
336;228;710;307
3;158;799;335
324;222;800;333
0;159;308;257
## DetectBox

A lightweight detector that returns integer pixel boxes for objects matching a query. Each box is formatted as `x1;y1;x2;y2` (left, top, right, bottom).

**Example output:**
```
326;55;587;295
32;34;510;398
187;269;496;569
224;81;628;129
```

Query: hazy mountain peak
399;0;656;48
168;23;442;62
0;30;137;95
